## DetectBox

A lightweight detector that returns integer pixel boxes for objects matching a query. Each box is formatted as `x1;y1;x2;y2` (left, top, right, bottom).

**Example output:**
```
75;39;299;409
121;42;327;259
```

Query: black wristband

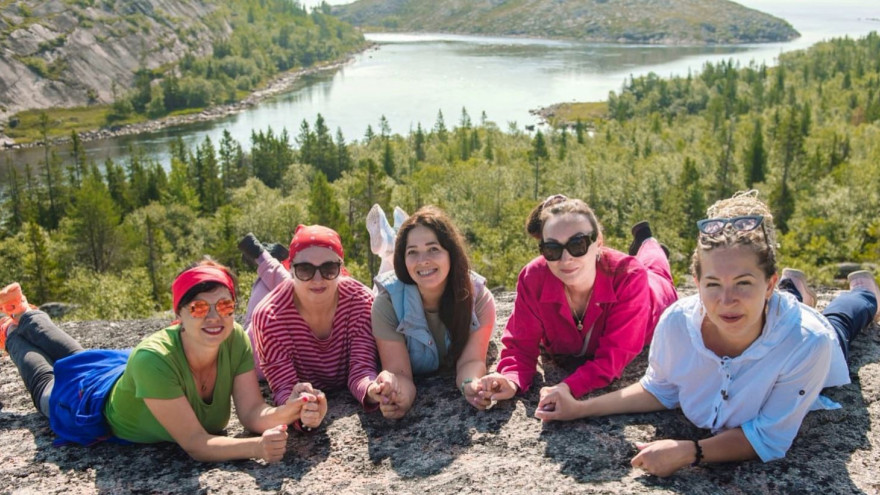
692;439;703;466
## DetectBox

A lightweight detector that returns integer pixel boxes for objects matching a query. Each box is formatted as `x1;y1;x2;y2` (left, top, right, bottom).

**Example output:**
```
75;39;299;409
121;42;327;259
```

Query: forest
1;32;879;320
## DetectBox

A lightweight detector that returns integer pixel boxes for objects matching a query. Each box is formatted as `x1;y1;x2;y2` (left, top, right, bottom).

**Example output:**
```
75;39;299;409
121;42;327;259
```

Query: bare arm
143;396;288;463
231;369;307;432
457;311;494;410
369;338;417;419
535;382;667;421
631;428;756;477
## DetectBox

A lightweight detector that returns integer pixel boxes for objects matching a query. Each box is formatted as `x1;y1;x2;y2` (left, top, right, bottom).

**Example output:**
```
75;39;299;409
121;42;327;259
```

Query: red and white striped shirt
251;277;378;407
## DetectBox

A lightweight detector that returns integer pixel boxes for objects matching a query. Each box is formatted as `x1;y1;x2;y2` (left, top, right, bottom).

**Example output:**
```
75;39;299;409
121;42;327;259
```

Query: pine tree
530;130;549;200
745;119;767;186
67;173;122;272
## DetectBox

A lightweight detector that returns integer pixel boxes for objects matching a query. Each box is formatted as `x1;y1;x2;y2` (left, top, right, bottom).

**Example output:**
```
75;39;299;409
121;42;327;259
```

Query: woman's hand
461;379;492;410
630;439;694;477
534;382;583;421
476;373;517;402
368;370;414;419
255;424;288;463
367;370;397;405
290;382;327;429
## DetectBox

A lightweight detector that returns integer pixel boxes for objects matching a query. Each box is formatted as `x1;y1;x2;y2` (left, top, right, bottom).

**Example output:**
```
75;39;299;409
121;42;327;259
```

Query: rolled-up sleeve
741;334;833;462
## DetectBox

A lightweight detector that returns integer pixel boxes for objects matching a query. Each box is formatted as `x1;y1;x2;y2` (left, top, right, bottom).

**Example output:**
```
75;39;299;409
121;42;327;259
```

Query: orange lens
188;299;235;318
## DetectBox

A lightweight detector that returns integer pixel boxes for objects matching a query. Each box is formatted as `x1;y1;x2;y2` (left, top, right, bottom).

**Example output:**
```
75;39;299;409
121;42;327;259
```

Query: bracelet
293;419;314;434
459;378;476;396
691;439;703;466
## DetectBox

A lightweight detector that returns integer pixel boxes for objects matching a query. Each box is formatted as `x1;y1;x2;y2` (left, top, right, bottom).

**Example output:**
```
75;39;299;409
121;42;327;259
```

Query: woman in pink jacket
476;195;678;411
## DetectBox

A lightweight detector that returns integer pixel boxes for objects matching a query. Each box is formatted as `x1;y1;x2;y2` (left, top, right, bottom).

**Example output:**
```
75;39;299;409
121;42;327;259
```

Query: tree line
1;32;879;320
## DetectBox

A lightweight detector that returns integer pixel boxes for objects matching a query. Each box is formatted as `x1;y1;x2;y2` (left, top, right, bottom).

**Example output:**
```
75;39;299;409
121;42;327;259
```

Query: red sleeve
496;264;543;393
252;290;298;405
344;283;379;410
562;263;650;398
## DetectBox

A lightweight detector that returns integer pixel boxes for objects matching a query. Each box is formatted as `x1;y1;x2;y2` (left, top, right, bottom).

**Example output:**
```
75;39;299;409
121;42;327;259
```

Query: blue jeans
779;280;877;362
4;310;83;416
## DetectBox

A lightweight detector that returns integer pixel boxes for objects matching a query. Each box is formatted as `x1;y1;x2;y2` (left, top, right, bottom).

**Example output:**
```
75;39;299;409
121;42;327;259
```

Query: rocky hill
333;0;800;45
1;288;879;493
0;0;223;124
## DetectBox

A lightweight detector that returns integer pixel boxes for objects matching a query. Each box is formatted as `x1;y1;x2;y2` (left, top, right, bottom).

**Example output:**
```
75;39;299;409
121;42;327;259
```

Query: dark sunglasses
696;215;764;235
292;261;342;281
539;231;597;261
188;298;235;318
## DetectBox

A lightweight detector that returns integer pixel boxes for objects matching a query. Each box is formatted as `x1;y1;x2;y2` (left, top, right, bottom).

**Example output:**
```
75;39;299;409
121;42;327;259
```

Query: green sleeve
231;324;255;376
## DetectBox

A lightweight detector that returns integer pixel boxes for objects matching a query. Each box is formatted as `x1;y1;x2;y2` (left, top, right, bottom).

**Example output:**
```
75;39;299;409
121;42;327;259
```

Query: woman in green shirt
1;259;320;462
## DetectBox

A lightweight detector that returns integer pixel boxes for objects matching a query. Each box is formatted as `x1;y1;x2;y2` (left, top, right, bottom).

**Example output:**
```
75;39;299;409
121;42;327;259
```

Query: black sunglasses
539;232;597;261
696;215;764;235
292;261;342;281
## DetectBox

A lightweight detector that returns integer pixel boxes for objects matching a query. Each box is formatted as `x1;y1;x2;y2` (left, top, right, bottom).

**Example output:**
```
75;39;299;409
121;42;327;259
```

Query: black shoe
238;233;265;267
629;221;653;256
264;243;289;263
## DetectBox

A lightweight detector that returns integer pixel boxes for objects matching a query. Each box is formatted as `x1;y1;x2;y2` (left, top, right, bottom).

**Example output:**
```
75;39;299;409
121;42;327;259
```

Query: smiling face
697;244;778;351
541;212;601;289
291;246;342;304
178;285;235;349
403;224;451;298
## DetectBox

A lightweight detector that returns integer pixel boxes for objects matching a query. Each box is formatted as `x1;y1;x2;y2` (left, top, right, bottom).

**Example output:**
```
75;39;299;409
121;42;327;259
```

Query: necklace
573;309;585;331
564;287;590;332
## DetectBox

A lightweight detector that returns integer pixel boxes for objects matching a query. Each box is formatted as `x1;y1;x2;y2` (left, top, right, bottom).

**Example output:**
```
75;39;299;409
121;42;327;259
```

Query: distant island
333;0;800;45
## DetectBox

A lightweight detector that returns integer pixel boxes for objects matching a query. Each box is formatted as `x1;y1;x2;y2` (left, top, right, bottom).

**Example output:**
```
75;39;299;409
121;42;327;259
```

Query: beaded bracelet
692;439;703;466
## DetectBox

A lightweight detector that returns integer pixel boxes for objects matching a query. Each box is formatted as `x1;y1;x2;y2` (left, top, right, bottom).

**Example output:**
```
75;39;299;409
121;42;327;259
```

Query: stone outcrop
0;0;224;123
1;288;879;492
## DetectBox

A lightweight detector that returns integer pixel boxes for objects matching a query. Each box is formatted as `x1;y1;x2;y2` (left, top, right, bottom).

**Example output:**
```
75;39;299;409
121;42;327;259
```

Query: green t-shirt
103;323;254;444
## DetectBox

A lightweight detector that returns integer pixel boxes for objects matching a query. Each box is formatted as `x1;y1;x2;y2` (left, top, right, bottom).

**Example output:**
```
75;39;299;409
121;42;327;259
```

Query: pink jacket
497;248;674;398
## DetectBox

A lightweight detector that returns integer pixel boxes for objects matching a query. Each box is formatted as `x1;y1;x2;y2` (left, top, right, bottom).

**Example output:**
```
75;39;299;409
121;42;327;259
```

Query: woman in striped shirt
251;225;380;429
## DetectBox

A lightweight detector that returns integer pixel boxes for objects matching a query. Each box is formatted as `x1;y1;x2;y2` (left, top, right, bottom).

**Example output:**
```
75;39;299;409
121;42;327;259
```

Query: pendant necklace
573;310;585;331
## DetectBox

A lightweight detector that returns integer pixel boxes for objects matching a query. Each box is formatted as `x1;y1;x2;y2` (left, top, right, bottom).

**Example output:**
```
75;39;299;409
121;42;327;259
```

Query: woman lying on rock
479;195;678;406
535;191;880;477
368;206;496;418
249;225;379;426
0;260;318;462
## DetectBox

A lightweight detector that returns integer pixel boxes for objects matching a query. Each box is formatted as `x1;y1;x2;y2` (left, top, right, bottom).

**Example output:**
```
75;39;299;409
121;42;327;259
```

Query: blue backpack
48;349;132;446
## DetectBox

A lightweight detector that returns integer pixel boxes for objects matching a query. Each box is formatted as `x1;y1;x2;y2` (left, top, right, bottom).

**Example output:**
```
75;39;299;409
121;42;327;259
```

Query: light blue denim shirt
641;292;849;462
374;270;485;374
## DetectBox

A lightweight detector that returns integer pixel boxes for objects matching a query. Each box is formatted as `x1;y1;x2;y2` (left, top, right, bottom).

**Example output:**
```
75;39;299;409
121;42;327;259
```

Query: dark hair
393;206;473;363
174;258;238;314
691;191;778;280
525;195;602;241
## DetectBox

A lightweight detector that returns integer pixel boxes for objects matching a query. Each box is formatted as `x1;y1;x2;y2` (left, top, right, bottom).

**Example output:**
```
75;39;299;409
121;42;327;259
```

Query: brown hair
525;194;603;240
393;206;473;364
691;190;778;280
174;257;238;314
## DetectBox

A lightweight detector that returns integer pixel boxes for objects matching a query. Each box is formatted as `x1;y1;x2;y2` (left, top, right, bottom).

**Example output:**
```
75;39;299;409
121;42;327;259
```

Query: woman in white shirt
535;191;879;477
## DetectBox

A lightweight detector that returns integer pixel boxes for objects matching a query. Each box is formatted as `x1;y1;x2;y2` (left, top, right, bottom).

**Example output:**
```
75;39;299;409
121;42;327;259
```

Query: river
1;0;877;172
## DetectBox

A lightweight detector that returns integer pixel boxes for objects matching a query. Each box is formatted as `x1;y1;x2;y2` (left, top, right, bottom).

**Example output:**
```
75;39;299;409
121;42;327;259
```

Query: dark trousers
779;280;877;362
4;310;84;416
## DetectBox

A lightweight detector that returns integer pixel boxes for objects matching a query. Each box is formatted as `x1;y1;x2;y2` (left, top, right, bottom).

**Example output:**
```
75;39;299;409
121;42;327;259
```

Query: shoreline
0;45;375;151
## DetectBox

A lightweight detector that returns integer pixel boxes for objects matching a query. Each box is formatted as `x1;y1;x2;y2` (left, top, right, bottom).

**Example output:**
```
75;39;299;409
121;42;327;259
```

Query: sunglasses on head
539;231;597;261
696;215;764;235
188;298;235;318
292;261;342;281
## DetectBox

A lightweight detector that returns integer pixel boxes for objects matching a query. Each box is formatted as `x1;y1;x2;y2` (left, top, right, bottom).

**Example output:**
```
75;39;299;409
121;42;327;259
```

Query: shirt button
799;390;805;395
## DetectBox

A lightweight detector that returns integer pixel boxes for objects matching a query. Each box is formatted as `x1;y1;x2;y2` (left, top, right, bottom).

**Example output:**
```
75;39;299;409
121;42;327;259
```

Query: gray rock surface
1;288;879;494
0;0;221;123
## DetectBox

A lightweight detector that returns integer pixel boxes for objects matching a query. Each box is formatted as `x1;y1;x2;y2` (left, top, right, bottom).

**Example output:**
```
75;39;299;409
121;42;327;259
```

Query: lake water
1;0;877;171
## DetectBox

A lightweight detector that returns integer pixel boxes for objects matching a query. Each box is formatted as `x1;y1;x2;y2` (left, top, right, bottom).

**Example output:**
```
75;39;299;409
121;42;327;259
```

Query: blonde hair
691;190;778;279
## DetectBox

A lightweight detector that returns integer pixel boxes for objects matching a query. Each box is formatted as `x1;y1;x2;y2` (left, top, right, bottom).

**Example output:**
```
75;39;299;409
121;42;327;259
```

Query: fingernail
302;396;309;403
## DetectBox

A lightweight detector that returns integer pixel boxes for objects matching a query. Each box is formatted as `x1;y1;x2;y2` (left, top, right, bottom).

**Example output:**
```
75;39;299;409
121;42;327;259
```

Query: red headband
171;266;235;312
288;224;345;264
